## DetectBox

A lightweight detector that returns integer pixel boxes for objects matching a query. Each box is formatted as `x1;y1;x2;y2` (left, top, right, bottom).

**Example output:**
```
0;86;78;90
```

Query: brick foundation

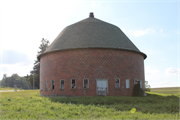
40;48;145;97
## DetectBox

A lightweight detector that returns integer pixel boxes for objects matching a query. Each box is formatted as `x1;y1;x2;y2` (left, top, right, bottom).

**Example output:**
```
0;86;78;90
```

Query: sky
0;0;179;88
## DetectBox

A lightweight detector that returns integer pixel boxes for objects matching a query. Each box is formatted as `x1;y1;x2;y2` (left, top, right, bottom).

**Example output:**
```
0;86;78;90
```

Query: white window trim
115;78;120;88
83;78;89;88
45;81;47;90
40;82;43;90
71;79;76;89
126;79;130;89
140;80;142;89
51;80;55;90
60;79;64;89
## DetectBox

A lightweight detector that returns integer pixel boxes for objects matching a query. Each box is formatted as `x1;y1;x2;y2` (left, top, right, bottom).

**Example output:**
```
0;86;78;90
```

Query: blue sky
0;0;179;88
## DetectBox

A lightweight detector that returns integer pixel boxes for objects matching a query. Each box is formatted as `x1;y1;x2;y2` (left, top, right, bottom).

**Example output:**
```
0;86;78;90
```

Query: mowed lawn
0;88;179;119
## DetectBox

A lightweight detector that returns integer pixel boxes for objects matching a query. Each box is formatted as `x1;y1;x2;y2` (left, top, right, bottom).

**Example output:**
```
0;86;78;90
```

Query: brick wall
40;48;145;97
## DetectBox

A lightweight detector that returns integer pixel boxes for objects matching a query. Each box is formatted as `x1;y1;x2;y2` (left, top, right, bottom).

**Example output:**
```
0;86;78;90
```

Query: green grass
0;90;37;97
151;87;180;94
0;87;16;90
0;89;179;119
0;86;22;90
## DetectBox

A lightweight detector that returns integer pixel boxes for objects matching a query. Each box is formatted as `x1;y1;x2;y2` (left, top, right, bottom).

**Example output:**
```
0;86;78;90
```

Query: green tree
25;74;39;89
0;74;30;89
1;74;7;86
30;38;50;89
145;81;151;92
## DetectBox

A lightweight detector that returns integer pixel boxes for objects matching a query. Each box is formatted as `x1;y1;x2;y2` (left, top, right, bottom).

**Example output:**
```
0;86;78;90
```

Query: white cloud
145;66;159;77
150;81;179;88
160;29;163;33
175;31;180;34
160;29;163;35
164;67;180;76
1;50;33;65
145;66;179;88
129;28;155;37
160;29;166;37
0;0;83;80
0;63;33;79
160;58;164;61
91;0;99;8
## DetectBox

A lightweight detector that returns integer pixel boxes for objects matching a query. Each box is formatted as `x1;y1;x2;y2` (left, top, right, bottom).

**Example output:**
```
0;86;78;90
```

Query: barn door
96;79;108;96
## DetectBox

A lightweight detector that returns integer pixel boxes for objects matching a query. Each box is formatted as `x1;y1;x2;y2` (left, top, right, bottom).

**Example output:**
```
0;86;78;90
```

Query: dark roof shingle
40;13;147;59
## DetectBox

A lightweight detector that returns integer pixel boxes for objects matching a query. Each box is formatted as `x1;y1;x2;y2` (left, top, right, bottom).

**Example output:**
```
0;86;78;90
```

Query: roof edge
38;48;147;61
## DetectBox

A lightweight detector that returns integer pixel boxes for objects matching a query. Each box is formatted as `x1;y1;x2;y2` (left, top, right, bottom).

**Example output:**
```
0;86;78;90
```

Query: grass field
0;86;23;91
0;87;17;90
0;88;179;119
151;87;180;94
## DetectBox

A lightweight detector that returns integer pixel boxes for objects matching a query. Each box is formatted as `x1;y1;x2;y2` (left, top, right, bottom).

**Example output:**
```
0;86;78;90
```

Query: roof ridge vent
89;12;94;18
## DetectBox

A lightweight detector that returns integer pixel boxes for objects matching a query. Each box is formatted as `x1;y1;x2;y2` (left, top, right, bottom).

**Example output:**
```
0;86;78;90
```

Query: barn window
126;79;130;89
115;79;120;88
51;80;55;90
45;81;47;90
60;79;64;89
83;79;89;88
134;79;142;88
40;82;43;90
71;79;76;89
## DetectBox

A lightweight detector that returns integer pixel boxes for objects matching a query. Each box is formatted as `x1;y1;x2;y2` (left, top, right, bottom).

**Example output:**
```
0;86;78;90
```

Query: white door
96;79;108;96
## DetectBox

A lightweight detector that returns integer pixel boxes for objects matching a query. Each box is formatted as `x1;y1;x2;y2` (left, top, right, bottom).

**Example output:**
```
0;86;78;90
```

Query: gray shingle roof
40;13;147;59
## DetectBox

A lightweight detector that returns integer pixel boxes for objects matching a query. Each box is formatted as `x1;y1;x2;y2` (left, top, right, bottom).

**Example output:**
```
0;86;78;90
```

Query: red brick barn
38;13;147;97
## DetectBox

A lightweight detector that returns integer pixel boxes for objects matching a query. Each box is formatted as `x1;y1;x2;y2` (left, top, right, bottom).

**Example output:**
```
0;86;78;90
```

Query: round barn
38;13;147;97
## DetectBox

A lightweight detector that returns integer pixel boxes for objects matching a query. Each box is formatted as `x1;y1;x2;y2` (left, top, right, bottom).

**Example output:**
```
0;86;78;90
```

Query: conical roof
40;13;146;59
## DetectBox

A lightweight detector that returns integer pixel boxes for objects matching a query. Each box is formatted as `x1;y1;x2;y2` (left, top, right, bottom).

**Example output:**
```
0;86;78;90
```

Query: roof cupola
89;12;94;18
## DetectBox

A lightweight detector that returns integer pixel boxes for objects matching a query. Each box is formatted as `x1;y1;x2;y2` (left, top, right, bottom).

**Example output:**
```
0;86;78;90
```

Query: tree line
0;74;31;89
0;38;50;89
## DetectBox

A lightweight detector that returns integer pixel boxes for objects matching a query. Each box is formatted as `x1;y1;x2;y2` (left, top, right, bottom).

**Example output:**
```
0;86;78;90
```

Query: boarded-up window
71;79;76;89
115;79;120;88
134;79;142;88
126;79;130;88
45;81;47;90
60;80;64;89
83;79;89;88
97;79;108;96
134;79;138;84
51;80;54;90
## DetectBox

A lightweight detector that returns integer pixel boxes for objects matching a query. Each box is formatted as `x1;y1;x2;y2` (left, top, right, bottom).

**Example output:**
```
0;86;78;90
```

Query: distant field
0;89;179;119
151;87;180;94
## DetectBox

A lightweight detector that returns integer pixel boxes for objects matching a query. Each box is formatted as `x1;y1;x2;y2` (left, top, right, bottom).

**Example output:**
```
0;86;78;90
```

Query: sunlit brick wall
40;49;145;97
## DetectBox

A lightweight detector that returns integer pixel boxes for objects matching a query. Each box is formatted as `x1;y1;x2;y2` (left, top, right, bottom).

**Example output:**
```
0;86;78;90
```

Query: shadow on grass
48;93;179;114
